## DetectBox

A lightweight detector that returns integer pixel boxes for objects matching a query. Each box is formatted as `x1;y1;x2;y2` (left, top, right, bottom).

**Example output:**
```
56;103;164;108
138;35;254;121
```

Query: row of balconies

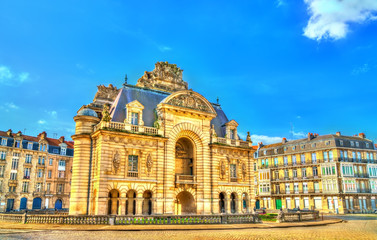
260;158;377;169
271;175;320;182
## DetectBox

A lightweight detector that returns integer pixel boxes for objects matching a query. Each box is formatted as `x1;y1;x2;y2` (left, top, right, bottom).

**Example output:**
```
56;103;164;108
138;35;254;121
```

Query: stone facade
0;130;73;212
69;62;256;215
254;132;377;213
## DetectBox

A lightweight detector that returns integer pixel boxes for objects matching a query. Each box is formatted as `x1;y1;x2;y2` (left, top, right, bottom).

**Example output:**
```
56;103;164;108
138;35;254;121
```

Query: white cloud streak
250;134;283;145
38;120;47;125
0;65;30;86
303;0;377;41
0;102;19;112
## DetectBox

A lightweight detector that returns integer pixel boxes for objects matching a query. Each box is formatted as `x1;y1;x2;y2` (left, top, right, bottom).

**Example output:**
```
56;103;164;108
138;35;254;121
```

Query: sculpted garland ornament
167;92;211;113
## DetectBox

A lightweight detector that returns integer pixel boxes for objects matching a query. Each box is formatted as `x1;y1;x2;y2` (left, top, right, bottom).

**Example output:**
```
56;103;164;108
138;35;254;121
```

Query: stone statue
102;104;112;122
112;151;120;174
246;131;251;142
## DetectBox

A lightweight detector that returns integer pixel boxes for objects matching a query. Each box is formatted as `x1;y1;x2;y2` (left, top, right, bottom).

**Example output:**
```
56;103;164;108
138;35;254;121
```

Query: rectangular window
356;142;359;147
61;148;66;156
27;142;33;150
36;183;42;192
131;112;139;125
128;155;138;174
0;166;5;177
15;140;21;148
11;158;19;170
58;171;65;178
302;168;307;177
294;183;299;193
46;183;51;193
38;169;43;178
300;154;305;164
340;151;344;160
313;167;318;176
351;141;354;147
284;156;288;166
284;169;289;179
312;153;317;163
22;182;29;193
340;140;343;146
53;149;59;154
1;138;7;146
38;156;45;165
329;151;333;161
274;157;278;166
285;183;290;193
25;154;32;163
49;158;53;165
10;172;17;180
0;151;6;160
357;152;361;160
303;182;308;193
292;155;297;165
48;170;52;178
344;151;348;160
323;152;328;162
24;168;31;179
230;164;237;178
57;184;64;193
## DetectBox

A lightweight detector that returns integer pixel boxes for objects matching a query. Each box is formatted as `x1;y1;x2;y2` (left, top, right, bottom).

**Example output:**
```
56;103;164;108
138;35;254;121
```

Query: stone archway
219;192;226;213
108;189;120;215
142;191;152;215
176;191;196;215
125;190;136;215
230;193;237;214
175;137;195;176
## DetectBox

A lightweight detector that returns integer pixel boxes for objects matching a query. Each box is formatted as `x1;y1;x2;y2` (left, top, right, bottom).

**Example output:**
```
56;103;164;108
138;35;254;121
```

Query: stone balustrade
278;210;320;222
94;121;163;136
213;137;252;148
0;213;260;225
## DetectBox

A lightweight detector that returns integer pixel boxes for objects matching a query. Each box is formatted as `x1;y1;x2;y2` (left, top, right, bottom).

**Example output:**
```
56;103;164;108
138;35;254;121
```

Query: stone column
136;197;143;215
226;198;231;214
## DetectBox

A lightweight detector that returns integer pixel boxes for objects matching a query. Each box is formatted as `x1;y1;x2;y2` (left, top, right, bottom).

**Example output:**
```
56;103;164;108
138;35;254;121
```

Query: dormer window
15;140;21;148
131;112;139;125
224;120;239;140
1;138;7;146
27;142;33;150
61;147;66;156
39;143;47;151
125;100;144;126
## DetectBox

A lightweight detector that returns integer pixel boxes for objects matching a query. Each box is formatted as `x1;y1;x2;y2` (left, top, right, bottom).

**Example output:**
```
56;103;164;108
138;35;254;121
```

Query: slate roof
0;130;74;149
109;84;230;138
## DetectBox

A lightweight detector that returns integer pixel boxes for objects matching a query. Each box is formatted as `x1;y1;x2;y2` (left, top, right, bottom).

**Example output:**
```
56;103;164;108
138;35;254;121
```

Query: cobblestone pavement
0;215;376;240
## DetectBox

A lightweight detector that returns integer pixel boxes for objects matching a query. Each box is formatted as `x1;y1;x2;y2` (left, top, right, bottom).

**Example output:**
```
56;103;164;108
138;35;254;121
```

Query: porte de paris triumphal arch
69;62;256;216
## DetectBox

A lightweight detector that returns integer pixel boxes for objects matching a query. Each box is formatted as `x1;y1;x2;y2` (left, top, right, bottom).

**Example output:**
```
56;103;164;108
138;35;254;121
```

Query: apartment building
0;129;73;212
254;132;377;214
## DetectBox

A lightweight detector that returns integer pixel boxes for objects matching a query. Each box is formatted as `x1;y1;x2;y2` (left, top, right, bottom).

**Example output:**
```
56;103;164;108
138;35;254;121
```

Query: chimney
307;133;313;141
16;131;22;137
358;133;366;139
59;136;65;143
258;142;264;148
282;138;287;143
336;132;341;136
6;129;12;136
38;131;47;140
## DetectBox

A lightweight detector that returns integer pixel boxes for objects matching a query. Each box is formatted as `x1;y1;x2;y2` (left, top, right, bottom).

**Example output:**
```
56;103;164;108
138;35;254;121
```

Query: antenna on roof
123;74;128;87
216;96;219;104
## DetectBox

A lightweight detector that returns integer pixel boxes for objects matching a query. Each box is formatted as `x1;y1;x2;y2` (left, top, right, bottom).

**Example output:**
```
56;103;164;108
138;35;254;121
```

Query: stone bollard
108;216;115;225
276;210;284;223
22;213;27;224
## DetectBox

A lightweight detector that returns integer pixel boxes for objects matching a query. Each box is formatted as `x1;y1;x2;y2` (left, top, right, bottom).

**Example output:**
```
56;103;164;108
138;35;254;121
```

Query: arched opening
32;197;42;210
175;138;195;176
125;190;136;215
219;192;226;213
242;193;248;213
142;191;152;215
176;191;196;215
107;189;120;215
55;199;63;210
230;193;237;214
20;198;27;210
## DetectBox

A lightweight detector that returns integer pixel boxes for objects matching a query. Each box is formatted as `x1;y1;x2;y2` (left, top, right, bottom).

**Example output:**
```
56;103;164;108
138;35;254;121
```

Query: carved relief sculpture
167;91;211;113
146;154;153;175
112;151;120;174
220;161;226;180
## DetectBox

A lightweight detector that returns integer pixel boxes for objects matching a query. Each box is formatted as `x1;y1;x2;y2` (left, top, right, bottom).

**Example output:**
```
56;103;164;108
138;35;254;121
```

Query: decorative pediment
126;100;144;110
160;90;216;115
225;120;239;127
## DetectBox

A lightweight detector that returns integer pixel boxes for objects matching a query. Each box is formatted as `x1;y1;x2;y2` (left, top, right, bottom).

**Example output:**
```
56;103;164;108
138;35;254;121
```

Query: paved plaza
0;215;376;240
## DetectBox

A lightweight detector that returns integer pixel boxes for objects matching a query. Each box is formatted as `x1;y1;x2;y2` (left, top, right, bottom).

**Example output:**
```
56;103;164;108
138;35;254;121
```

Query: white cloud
0;102;19;112
46;110;58;118
303;0;377;41
290;130;306;138
296;116;302;119
0;65;30;86
250;134;283;145
158;46;172;52
352;63;370;75
38;120;47;125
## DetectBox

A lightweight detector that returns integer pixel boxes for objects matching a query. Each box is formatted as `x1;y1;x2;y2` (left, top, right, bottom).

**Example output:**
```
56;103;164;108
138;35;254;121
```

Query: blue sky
0;0;377;144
